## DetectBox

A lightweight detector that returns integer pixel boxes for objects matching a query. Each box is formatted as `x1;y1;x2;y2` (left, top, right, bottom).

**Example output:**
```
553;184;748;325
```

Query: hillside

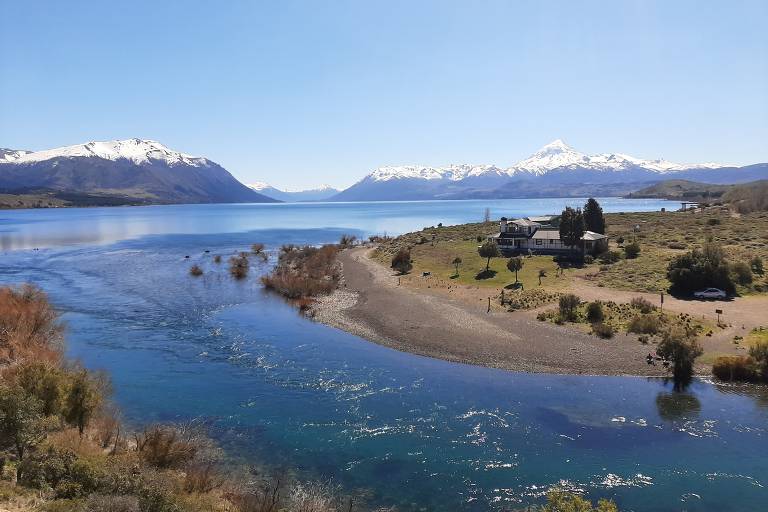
625;179;736;200
0;138;278;205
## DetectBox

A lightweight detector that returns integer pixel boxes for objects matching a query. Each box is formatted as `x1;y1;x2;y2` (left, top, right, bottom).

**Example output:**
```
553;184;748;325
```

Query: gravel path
310;248;679;376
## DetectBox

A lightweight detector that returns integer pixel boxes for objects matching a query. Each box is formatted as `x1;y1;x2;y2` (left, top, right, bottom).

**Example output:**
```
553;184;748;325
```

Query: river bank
310;247;675;376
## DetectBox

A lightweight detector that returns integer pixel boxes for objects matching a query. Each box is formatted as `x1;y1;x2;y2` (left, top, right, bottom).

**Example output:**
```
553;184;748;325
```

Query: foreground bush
229;253;250;280
0;284;64;364
592;322;615;339
391;248;413;274
628;314;662;335
262;244;340;299
558;294;580;322
712;356;759;382
667;243;735;295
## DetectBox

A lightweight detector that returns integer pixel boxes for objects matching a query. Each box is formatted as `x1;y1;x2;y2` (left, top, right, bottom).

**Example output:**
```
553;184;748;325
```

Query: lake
1;198;766;511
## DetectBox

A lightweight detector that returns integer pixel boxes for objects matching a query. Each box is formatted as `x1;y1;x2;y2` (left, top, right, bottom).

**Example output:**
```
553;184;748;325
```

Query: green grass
372;209;768;295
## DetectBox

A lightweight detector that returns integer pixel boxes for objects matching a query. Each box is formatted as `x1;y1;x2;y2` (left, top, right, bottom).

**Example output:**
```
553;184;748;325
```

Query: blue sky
1;1;766;190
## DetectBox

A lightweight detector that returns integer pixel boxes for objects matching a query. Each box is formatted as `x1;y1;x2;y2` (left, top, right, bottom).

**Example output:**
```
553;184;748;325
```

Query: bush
656;326;703;388
135;425;201;470
592;322;615;339
628;314;662;335
251;243;265;254
630;296;656;314
558;294;580;322
583;255;594;264
84;495;140;512
712;356;758;382
586;301;604;323
391;248;413;274
707;217;721;225
749;339;768;381
751;256;764;275
624;241;641;259
668;242;687;250
597;250;621;264
667;243;735;295
229;254;249;279
731;261;753;285
262;245;340;299
213;255;222;264
189;265;203;277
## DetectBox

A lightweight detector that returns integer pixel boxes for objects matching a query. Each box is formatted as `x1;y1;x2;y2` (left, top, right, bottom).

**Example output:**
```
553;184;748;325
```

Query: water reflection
655;391;702;421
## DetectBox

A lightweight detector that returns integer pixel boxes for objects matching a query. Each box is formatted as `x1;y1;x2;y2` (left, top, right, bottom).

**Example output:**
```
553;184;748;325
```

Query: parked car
693;288;727;299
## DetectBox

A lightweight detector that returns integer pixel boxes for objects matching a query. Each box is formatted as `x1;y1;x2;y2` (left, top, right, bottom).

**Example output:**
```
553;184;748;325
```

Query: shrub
707;217;721;225
213;255;222;264
229;254;250;279
251;243;265;254
558;294;580;322
85;494;141;512
586;301;604;323
656;326;703;388
730;261;753;285
667;243;735;295
583;255;594;264
0;284;64;363
712;356;758;382
135;424;201;470
628;314;662;335
749;339;768;381
597;250;621;264
616;236;625;245
630;296;656;314
592;322;615;339
624;241;641;259
751;256;764;275
668;242;687;250
262;245;340;298
338;234;357;247
189;265;203;277
391;248;413;274
477;240;500;271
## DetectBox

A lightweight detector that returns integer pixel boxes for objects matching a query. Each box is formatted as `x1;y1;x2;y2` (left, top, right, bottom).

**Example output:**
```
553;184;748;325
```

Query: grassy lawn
372;208;768;295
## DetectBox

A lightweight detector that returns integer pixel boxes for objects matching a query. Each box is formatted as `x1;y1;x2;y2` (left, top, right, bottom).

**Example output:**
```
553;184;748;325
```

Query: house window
535;239;542;245
549;239;555;244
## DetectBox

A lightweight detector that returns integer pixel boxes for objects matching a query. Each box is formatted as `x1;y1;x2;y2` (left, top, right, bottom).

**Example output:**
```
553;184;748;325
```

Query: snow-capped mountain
331;140;765;201
247;182;340;202
0;138;277;204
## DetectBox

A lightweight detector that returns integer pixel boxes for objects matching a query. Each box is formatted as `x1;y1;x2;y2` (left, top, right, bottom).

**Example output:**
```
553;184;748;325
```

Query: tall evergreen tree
583;198;606;234
559;207;585;257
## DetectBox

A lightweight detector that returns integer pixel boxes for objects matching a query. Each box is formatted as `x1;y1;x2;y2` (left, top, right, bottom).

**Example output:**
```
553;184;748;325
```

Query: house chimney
499;217;508;232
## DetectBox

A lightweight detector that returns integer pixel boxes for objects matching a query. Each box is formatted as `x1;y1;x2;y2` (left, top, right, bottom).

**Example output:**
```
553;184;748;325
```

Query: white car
693;288;727;299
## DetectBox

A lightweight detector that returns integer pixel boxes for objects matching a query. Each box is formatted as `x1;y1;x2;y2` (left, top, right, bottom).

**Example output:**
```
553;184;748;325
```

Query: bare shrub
628;314;662;335
630;297;656;314
230;254;250;280
134;424;205;469
286;481;341;512
184;461;224;494
84;494;140;512
558;294;580;322
592;322;615;339
189;265;203;277
0;284;64;364
261;245;340;299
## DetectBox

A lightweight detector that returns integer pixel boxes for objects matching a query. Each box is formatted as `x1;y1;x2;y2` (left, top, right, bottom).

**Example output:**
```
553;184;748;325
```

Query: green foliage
628;314;662;335
506;257;524;283
597;251;621;264
0;385;50;464
64;370;108;436
544;489;618;512
583;198;606;234
391;248;413;274
751;256;764;275
477;240;500;271
666;243;735;295
15;362;69;416
730;261;753;285
452;256;462;275
559;207;585;251
749;339;768;381
586;301;604;323
558;294;581;322
656;326;703;388
624;241;641;259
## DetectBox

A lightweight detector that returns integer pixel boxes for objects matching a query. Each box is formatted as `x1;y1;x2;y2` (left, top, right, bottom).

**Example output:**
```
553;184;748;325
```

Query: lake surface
1;198;766;511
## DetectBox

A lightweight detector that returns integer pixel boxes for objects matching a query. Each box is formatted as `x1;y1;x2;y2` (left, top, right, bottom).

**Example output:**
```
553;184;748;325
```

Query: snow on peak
514;139;588;174
369;164;506;182
0;148;32;162
1;138;210;167
247;181;274;191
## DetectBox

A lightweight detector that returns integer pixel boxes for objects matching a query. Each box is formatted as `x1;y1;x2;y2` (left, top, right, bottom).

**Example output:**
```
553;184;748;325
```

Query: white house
490;216;608;256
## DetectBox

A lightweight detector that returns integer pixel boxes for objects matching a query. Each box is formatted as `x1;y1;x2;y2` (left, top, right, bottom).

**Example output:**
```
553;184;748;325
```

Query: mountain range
331;140;768;201
1;138;765;205
0;139;276;204
247;182;340;202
